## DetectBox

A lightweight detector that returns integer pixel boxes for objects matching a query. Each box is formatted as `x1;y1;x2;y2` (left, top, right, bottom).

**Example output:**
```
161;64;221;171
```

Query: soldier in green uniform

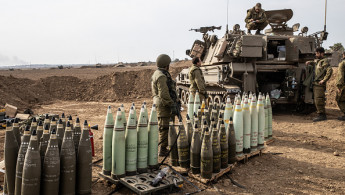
189;57;207;102
336;52;345;120
245;3;269;35
151;54;179;156
306;47;333;122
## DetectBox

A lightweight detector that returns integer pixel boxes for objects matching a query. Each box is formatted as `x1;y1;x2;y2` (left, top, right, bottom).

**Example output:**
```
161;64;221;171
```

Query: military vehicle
176;9;329;112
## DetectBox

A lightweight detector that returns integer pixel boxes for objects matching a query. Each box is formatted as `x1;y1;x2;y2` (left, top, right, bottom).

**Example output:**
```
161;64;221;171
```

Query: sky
0;0;344;66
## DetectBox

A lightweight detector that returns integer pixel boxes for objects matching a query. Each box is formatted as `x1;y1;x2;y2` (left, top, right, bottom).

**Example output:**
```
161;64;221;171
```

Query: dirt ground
0;63;344;194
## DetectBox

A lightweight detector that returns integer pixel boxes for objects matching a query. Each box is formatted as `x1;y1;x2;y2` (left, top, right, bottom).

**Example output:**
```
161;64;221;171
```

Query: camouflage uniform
189;64;206;102
308;57;333;114
336;59;345;114
245;7;269;31
151;68;177;149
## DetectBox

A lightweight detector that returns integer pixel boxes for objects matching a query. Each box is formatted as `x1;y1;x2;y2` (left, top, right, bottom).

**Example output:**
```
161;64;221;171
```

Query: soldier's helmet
156;54;171;68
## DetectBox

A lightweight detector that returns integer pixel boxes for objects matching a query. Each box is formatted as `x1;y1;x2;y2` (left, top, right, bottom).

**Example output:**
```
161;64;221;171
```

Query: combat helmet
156;54;171;68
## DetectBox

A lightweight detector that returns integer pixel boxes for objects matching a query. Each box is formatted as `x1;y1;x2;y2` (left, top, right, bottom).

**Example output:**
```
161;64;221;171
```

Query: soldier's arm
194;70;207;94
337;62;345;88
245;11;252;23
322;60;333;83
157;76;174;107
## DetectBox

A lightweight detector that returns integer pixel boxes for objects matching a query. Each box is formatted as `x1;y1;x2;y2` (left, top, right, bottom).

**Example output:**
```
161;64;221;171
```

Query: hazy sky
0;0;344;66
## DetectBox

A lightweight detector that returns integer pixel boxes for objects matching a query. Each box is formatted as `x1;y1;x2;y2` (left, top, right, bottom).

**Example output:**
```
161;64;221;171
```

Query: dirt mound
326;67;339;108
0;62;189;110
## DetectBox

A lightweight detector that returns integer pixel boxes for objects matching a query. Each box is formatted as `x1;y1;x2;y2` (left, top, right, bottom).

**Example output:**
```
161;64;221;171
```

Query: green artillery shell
190;123;201;174
40;124;50;165
4;121;19;195
243;97;251;154
73;117;82;156
224;97;233;130
211;105;218;126
61;113;67;130
227;117;237;164
29;117;38;135
188;92;195;124
186;114;193;145
36;121;43;143
103;106;114;175
41;128;60;195
21;130;41;195
200;127;213;179
120;104;127;127
233;98;243;156
217;112;223;132
193;112;199;130
257;93;265;148
211;124;221;173
49;116;57;134
266;94;273;138
250;95;258;151
60;121;76;194
197;106;202;128
112;108;126;179
201;119;209;144
77;121;92;194
148;104;159;169
143;102;149;124
177;119;190;169
168;119;179;167
131;103;138;125
56;119;64;151
208;102;213;124
264;100;269;140
193;92;200;121
136;105;148;173
125;107;137;175
68;115;74;131
13;118;21;146
43;114;51;130
204;106;210;127
15;126;31;195
218;121;228;169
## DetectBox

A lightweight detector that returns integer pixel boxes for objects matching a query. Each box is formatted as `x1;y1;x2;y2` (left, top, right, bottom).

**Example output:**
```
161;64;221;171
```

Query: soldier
306;47;333;122
151;54;180;156
336;52;345;120
189;57;207;103
245;3;269;35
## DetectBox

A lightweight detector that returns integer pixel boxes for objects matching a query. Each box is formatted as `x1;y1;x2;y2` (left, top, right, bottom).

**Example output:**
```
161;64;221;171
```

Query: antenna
324;0;327;32
226;0;229;33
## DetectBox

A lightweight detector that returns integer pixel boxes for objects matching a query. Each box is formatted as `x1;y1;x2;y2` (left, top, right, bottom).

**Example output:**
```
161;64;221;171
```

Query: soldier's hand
305;61;310;65
249;19;254;22
337;88;341;94
319;80;325;85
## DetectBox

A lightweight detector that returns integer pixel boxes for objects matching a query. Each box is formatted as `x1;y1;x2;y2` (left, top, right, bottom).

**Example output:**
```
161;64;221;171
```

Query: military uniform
336;59;345;115
245;7;269;31
151;56;178;152
308;57;333;114
189;64;206;102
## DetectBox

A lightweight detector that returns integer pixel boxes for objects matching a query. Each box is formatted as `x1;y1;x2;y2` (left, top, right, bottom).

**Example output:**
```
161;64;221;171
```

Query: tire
181;90;187;105
214;95;223;105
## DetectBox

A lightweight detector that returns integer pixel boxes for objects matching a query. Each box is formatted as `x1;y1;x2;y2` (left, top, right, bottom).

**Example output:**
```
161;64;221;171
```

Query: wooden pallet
188;163;236;184
265;138;275;145
98;172;119;184
236;148;265;163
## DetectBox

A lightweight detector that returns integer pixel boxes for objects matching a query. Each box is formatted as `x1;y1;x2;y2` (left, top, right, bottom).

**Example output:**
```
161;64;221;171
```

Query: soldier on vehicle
189;57;207;103
245;3;269;35
306;47;333;122
336;52;345;120
151;54;179;156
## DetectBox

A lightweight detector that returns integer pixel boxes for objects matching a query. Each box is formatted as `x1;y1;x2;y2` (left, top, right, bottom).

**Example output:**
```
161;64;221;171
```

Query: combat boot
337;115;345;121
159;146;169;157
313;113;327;122
255;30;261;35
